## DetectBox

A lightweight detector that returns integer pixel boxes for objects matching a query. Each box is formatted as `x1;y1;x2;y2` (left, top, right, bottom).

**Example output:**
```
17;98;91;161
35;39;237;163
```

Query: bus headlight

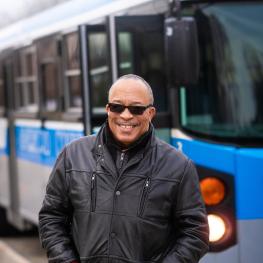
208;214;226;242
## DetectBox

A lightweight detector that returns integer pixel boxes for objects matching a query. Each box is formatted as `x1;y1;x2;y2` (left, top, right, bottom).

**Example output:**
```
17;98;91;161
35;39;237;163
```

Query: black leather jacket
39;124;209;263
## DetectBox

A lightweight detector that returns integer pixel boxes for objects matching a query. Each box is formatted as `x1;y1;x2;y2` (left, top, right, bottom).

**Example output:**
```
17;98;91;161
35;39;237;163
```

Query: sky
0;0;70;29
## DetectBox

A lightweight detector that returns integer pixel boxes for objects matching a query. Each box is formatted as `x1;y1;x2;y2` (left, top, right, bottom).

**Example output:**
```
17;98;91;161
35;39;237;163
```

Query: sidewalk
0;241;30;263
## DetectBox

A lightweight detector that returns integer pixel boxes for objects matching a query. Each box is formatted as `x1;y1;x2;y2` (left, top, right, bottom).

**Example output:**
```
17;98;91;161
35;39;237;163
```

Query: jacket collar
92;122;156;175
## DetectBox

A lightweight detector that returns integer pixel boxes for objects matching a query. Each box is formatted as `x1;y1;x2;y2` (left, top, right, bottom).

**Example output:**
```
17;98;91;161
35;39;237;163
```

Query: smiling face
106;78;156;147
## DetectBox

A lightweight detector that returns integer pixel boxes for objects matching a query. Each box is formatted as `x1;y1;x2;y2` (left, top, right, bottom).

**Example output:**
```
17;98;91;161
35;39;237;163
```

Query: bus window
118;32;134;75
88;31;111;114
42;63;58;112
14;46;38;113
25;47;38;112
37;36;61;113
63;32;82;111
115;16;167;113
17;83;24;109
14;52;25;110
180;3;263;142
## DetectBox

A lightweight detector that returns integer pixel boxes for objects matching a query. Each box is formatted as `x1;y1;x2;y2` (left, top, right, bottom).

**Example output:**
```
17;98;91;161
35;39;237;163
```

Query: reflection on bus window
66;32;80;70
116;16;167;112
88;32;110;113
17;84;24;108
37;36;60;113
68;76;82;108
118;32;133;75
26;53;34;76
43;63;58;112
14;46;38;112
181;3;263;140
64;32;82;111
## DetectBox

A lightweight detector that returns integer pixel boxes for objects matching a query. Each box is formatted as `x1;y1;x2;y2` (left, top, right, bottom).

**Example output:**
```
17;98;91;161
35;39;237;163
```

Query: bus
0;0;262;262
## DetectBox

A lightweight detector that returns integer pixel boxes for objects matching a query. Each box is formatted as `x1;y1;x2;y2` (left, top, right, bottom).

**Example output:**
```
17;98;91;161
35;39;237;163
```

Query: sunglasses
108;103;152;115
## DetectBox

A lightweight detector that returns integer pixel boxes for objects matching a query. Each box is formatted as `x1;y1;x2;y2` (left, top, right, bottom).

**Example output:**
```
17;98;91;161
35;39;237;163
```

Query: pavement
0;241;30;263
0;237;46;263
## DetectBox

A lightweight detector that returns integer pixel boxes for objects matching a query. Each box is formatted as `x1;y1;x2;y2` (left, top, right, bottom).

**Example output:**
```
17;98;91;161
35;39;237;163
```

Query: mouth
117;123;138;131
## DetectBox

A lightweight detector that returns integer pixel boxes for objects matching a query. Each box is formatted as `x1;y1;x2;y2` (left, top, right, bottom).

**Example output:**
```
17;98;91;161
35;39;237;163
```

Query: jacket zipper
91;173;96;212
119;151;125;170
138;177;151;217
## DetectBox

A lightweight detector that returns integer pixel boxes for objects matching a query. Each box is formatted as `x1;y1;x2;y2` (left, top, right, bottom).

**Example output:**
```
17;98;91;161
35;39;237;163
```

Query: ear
148;106;156;121
105;104;110;114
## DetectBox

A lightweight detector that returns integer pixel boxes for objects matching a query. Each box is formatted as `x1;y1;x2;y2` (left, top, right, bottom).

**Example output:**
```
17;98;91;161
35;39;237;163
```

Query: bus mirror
165;16;200;87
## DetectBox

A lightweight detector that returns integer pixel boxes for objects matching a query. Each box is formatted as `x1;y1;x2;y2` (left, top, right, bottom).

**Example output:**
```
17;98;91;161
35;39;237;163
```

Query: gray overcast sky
0;0;70;29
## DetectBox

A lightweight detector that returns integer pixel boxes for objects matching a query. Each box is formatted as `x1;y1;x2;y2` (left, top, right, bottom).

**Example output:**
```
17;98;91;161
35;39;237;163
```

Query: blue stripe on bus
0;148;6;156
0;128;9;156
171;137;263;220
15;126;84;167
236;149;263;220
171;137;236;174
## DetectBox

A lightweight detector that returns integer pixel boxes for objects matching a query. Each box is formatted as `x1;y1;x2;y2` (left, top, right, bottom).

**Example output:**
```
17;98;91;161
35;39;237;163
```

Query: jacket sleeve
39;148;79;263
163;159;209;263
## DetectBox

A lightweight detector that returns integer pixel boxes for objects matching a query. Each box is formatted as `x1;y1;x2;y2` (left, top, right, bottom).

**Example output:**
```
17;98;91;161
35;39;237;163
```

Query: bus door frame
111;14;171;133
79;23;112;134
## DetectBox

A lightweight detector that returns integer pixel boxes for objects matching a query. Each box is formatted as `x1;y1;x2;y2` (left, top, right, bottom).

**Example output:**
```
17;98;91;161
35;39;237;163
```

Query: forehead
109;79;150;104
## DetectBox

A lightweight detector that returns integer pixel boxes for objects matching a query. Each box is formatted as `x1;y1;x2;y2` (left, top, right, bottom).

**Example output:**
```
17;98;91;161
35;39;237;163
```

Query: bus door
111;15;170;142
79;24;111;133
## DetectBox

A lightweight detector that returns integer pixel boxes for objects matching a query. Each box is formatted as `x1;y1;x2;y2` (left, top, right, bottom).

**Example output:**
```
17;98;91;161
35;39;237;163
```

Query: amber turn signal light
200;177;225;205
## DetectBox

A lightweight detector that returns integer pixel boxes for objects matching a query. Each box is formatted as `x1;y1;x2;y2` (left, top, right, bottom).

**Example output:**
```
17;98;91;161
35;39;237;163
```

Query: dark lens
109;103;125;113
128;106;146;115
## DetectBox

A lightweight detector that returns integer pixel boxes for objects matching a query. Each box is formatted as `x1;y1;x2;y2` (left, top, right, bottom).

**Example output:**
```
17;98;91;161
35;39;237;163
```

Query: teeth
120;125;134;128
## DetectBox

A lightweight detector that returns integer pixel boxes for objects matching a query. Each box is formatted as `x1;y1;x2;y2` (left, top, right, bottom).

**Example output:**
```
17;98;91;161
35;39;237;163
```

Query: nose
120;108;133;119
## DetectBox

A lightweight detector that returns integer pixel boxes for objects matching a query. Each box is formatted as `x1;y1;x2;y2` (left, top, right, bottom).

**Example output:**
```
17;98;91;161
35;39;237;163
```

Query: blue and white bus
0;0;262;262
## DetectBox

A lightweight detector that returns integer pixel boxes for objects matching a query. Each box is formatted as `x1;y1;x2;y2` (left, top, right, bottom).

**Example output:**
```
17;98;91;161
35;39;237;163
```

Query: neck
105;122;152;151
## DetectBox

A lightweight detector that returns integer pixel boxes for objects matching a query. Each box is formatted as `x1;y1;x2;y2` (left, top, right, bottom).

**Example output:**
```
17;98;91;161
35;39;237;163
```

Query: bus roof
0;0;152;51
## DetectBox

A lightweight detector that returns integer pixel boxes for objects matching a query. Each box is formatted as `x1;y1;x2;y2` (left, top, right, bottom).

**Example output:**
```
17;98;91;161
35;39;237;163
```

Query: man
39;74;209;263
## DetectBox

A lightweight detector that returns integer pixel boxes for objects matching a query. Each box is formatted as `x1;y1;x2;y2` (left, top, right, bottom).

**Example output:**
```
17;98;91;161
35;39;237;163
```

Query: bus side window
36;35;61;113
14;46;38;113
116;16;167;112
63;32;82;112
25;49;38;112
88;30;111;114
118;32;134;75
42;63;58;112
14;51;25;110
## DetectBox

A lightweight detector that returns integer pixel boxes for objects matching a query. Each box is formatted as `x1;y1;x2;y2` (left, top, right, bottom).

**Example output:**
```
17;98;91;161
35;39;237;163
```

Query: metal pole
107;15;118;82
79;25;92;135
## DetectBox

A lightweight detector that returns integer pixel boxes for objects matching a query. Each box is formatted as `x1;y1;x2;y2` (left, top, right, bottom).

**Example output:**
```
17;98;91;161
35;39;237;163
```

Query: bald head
108;74;154;105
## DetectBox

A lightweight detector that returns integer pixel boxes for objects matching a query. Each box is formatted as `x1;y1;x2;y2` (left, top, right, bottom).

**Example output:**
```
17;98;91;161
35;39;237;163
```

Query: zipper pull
145;178;150;188
120;152;125;162
91;174;95;189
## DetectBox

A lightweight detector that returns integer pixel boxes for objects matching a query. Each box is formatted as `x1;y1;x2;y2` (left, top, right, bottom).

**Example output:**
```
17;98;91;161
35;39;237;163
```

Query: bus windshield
180;2;263;143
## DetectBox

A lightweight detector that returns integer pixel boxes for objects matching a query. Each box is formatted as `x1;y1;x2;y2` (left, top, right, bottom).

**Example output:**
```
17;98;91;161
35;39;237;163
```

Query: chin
117;135;137;146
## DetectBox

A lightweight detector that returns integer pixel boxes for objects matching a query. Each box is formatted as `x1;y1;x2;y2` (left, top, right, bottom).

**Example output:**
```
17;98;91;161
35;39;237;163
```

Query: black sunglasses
108;103;152;115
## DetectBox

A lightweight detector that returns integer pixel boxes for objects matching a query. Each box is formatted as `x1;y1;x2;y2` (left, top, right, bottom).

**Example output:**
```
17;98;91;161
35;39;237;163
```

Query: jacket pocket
91;173;97;212
138;177;151;217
